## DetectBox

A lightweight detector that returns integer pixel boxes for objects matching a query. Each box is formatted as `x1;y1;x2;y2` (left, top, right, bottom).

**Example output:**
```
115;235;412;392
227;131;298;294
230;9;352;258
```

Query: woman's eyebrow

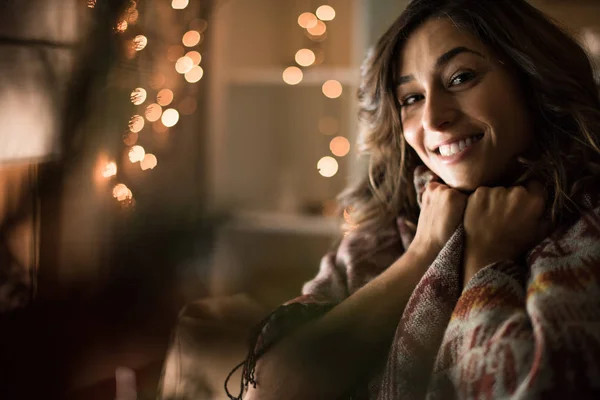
396;46;484;87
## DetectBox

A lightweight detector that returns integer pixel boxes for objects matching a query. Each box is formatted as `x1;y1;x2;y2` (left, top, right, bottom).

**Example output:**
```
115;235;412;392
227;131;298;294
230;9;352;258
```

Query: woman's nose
421;91;457;132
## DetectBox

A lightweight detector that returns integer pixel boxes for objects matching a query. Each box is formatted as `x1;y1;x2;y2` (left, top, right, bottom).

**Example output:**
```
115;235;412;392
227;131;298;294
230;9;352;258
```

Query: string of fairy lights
90;0;206;206
282;4;351;180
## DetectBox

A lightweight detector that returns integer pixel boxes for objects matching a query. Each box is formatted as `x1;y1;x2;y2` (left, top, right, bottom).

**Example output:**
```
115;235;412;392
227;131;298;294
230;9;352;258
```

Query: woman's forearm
244;247;433;400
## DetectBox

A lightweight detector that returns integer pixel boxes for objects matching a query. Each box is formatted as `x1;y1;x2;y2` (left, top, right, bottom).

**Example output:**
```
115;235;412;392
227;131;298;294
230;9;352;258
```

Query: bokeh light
179;97;197;115
329;136;350;157
123;131;139;146
145;103;163;122
128;145;146;163
317;156;339;178
318;116;339;135
133;35;147;51
176;56;194;74
316;5;336;21
149;73;166;89
113;184;133;201
116;20;128;33
162;108;180;127
189;18;208;33
298;12;318;29
322;80;343;98
282;66;303;85
102;162;117;178
130;88;147;105
157;89;174;107
185;66;204;83
167;45;185;62
295;48;316;67
153;121;169;133
126;8;139;24
307;20;327;36
171;0;189;9
182;30;201;47
186;51;202;66
140;154;158;170
129;115;145;133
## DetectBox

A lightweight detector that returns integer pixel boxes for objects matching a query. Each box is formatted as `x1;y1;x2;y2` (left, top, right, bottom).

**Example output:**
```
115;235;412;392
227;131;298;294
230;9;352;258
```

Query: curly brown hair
339;0;600;233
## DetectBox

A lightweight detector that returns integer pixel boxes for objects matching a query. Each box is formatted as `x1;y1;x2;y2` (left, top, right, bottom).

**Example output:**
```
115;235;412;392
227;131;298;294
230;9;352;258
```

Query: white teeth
438;135;481;157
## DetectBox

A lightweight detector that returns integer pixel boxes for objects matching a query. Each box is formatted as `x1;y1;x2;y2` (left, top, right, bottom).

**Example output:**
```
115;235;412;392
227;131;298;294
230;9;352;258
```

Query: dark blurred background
0;0;598;399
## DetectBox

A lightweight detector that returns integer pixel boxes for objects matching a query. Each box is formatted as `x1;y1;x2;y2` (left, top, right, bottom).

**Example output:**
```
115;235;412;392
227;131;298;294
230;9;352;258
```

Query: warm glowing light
133;35;147;51
131;88;147;105
185;66;204;83
318;116;338;135
140;154;158;170
322;80;343;98
317;156;338;178
157;89;174;107
316;5;336;21
123;131;139;146
150;73;166;89
298;12;318;29
185;51;202;66
307;20;327;36
87;0;96;8
116;20;128;32
167;45;185;62
102;162;117;178
153;121;169;133
182;30;201;47
175;56;194;74
330;136;350;157
179;97;197;115
189;18;208;33
128;145;146;163
126;0;137;12
171;0;189;9
129;115;145;133
113;184;133;201
295;48;316;67
162;108;179;127
126;9;139;24
282;66;303;85
145;103;163;122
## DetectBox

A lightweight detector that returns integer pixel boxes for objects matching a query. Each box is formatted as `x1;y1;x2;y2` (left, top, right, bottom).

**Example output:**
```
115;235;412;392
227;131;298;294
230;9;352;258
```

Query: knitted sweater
228;168;600;399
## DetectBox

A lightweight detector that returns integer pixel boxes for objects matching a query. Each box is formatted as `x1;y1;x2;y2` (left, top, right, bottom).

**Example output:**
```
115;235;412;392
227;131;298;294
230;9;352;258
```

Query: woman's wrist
404;241;438;270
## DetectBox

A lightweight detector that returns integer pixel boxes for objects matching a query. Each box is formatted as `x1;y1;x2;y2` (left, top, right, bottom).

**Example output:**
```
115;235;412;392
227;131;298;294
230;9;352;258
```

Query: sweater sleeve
431;204;600;399
225;220;406;399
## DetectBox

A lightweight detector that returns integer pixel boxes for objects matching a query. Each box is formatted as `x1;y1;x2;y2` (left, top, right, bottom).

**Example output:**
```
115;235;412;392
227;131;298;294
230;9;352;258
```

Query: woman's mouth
435;133;484;163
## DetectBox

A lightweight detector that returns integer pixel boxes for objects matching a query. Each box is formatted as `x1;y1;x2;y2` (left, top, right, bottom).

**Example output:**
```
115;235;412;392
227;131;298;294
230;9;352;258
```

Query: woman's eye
449;71;475;86
400;94;423;107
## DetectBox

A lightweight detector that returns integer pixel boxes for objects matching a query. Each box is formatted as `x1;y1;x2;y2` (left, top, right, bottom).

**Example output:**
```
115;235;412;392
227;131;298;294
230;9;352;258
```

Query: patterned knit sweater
228;168;600;399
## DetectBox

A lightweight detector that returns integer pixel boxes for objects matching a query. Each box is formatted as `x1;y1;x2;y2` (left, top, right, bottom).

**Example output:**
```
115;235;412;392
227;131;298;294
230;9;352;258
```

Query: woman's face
397;18;533;191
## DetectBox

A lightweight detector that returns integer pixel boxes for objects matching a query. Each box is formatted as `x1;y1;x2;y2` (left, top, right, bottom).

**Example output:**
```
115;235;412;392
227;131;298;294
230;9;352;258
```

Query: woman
227;0;600;398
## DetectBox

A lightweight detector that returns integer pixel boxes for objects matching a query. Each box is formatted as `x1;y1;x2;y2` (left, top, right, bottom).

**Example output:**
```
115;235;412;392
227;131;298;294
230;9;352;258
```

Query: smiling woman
397;22;534;191
228;1;600;399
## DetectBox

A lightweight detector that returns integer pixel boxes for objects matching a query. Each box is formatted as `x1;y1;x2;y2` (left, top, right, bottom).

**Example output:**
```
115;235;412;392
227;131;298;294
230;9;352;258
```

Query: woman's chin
440;176;481;193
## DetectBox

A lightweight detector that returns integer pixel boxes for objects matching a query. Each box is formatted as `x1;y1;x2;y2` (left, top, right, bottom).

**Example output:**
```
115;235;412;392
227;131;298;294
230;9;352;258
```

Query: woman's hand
408;182;468;264
462;181;549;286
